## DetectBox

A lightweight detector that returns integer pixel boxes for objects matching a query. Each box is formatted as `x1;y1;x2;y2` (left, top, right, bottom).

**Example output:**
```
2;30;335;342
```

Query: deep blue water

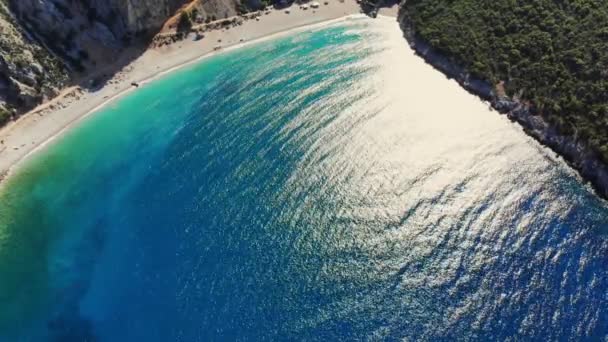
0;17;607;341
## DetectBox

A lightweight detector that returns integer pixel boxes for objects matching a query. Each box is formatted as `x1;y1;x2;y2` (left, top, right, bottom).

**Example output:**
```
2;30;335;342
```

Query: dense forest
401;0;608;161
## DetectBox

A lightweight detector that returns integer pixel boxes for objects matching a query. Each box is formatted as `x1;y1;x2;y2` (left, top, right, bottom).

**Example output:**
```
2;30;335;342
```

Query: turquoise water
1;17;607;340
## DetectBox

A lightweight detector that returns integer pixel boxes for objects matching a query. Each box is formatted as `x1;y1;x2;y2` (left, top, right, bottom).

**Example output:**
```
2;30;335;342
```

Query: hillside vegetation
401;0;608;161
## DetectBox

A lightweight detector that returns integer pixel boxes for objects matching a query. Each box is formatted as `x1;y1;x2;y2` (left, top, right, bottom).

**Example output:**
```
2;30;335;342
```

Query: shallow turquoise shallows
1;17;607;340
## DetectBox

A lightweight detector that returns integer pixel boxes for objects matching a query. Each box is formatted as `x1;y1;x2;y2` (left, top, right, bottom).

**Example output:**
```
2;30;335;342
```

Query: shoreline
11;16;363;175
397;10;608;201
0;1;379;184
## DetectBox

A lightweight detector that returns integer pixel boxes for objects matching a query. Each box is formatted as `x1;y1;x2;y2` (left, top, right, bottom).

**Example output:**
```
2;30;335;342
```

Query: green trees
402;0;608;161
177;8;198;32
0;107;10;125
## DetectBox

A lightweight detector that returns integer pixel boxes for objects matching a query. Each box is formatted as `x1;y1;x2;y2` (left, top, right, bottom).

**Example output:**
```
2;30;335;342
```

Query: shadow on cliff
74;31;161;93
56;1;193;94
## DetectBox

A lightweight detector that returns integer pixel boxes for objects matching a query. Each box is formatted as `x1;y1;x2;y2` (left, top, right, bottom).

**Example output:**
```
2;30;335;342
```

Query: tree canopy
402;0;608;160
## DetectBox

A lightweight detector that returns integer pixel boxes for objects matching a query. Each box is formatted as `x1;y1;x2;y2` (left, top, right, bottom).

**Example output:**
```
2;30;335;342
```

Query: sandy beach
0;0;398;180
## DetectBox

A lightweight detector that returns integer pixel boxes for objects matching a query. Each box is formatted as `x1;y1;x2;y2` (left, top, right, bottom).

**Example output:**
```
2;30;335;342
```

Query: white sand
0;1;398;180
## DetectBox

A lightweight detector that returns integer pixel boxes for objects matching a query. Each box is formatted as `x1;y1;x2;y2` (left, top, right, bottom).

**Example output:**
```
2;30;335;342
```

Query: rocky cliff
0;1;68;124
0;0;260;124
9;0;190;70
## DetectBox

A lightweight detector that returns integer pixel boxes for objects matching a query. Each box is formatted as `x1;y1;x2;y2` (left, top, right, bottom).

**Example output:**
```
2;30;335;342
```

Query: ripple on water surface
0;16;607;341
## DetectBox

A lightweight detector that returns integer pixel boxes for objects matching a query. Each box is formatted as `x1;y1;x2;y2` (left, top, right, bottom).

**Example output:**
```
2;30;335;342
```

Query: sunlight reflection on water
0;16;607;341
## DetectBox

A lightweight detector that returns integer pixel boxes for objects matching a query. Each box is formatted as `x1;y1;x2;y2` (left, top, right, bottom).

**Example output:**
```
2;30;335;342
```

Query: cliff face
110;0;188;34
0;1;68;123
9;0;189;71
0;0;258;122
0;0;189;121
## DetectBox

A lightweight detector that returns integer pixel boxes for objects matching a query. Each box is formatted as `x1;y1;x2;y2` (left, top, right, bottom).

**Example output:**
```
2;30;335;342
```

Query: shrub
177;11;193;32
0;107;11;125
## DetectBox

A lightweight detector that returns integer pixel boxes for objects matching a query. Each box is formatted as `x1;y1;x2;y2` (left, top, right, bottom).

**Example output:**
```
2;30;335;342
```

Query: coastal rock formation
0;1;68;124
8;0;190;71
0;0;261;121
0;0;190;121
397;8;608;199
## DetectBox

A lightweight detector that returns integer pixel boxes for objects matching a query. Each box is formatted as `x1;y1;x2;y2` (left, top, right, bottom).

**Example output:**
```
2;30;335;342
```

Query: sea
0;16;607;341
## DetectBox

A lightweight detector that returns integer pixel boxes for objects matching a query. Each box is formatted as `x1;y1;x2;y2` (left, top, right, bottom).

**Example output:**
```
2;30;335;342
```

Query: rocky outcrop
0;0;191;121
8;0;190;71
0;0;263;121
0;1;68;124
397;7;608;200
